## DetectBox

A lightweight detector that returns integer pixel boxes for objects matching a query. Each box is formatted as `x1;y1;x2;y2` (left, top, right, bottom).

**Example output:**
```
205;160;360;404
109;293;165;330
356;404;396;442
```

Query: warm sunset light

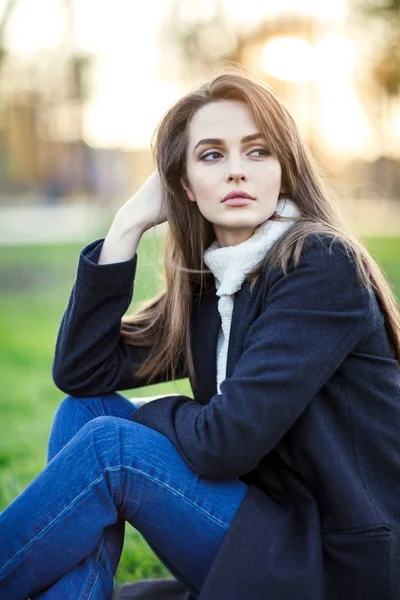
260;32;372;158
261;37;314;82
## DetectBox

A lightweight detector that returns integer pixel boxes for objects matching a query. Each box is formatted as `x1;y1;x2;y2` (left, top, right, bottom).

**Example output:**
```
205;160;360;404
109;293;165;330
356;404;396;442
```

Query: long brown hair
120;66;400;388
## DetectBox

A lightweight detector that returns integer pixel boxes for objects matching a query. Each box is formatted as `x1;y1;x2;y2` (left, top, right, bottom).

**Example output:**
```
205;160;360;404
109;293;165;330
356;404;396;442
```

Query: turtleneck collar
203;197;300;297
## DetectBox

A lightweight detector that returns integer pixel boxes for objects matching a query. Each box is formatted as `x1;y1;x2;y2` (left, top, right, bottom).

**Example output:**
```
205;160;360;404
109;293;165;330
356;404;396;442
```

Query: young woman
0;69;399;600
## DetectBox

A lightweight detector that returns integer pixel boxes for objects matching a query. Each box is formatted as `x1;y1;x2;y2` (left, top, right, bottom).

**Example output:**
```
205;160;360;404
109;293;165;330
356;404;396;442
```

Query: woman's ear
279;185;290;198
180;176;196;202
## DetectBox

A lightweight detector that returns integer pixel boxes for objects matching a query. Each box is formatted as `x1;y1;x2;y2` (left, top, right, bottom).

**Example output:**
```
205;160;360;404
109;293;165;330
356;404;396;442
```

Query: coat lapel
191;275;263;402
190;284;220;403
225;278;253;379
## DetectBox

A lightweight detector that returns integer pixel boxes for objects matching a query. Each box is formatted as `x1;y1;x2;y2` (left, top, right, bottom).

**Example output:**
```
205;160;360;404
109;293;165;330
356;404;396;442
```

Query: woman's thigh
51;394;249;595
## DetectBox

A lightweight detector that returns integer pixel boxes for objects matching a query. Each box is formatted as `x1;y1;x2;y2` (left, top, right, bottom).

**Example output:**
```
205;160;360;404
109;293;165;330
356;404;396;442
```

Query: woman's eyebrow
193;132;264;153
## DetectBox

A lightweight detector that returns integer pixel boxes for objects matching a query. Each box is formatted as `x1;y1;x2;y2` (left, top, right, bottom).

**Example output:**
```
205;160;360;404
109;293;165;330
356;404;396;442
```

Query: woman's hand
99;170;167;264
116;170;167;234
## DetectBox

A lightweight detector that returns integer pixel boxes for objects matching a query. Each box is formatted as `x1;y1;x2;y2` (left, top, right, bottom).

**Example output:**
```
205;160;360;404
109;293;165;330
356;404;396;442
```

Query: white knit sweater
203;197;300;393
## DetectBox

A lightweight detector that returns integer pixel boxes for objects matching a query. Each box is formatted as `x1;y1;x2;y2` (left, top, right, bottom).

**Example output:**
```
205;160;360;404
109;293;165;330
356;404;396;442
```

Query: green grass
0;230;191;590
0;233;399;591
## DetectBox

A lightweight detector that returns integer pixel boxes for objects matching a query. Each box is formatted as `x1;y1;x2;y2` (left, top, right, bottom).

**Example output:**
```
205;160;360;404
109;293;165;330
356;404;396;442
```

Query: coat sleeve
52;238;187;397
129;237;375;480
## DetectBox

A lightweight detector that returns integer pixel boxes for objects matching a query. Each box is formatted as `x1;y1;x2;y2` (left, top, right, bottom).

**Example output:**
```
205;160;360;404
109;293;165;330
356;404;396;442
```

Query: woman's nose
225;162;248;182
225;153;248;183
226;172;247;183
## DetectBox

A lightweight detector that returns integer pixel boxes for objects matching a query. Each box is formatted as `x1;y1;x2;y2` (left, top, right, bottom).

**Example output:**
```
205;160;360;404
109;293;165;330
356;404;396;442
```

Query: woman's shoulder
263;231;372;303
300;231;356;258
270;231;362;277
255;231;377;339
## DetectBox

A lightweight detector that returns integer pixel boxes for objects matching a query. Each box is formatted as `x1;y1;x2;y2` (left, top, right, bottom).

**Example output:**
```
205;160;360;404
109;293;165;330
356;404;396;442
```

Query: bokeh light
261;37;315;82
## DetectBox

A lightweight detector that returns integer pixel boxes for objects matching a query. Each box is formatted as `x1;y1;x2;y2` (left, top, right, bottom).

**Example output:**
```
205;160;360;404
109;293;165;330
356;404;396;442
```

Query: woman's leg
0;393;248;600
37;393;194;599
32;393;144;600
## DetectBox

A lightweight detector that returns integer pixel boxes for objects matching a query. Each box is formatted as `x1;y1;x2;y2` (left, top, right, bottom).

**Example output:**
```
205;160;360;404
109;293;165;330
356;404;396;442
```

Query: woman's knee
48;396;110;450
54;394;117;420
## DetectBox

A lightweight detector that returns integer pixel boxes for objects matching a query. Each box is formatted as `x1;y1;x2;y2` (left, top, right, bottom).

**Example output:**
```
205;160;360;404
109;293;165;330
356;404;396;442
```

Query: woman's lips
222;197;254;206
222;191;255;202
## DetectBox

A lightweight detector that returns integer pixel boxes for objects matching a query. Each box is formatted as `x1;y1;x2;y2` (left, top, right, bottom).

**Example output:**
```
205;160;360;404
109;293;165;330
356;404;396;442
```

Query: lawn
0;232;399;592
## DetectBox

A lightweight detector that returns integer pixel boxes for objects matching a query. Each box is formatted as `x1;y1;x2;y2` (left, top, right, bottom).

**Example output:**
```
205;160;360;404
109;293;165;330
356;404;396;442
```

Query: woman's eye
200;151;222;161
250;148;270;157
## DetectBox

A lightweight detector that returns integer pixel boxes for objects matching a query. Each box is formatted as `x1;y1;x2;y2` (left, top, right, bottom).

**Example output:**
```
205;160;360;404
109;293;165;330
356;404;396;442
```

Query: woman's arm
129;237;375;479
52;172;187;396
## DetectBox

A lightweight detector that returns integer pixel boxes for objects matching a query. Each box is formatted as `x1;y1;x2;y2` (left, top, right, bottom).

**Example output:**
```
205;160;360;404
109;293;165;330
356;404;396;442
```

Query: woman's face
181;99;282;247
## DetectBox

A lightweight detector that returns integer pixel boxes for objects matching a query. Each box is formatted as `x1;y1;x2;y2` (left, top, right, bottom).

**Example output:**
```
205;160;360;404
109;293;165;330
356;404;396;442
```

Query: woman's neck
213;224;258;247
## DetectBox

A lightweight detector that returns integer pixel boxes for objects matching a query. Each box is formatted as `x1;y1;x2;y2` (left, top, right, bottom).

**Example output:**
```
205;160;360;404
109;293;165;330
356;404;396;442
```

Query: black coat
115;577;190;600
53;233;400;600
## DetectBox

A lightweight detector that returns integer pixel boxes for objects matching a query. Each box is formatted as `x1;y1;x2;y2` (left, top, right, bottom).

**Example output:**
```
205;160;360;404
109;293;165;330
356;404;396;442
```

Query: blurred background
0;0;399;592
0;0;400;239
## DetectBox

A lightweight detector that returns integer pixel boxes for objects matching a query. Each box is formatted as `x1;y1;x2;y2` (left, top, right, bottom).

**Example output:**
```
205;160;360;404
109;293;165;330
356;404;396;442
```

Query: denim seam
80;536;105;600
113;465;231;530
80;567;98;600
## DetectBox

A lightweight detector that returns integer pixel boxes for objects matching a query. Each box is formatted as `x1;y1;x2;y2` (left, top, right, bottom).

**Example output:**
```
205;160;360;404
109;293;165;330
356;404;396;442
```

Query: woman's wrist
97;212;144;265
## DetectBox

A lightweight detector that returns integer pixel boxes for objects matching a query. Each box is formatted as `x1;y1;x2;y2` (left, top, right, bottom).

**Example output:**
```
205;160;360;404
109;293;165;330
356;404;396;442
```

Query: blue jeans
0;393;248;599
